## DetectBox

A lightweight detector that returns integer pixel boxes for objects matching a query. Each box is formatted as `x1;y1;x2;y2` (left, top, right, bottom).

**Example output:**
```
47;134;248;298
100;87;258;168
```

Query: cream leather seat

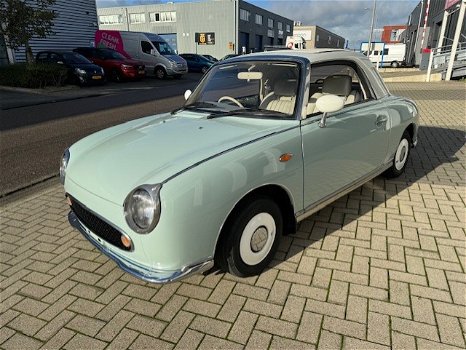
307;75;360;115
260;79;297;115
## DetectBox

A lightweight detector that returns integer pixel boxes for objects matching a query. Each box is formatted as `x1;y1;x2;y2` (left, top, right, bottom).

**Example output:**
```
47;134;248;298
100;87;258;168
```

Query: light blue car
62;50;419;283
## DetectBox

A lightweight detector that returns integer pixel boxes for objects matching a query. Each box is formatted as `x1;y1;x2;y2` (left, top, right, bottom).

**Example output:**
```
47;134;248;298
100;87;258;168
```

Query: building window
268;18;274;28
383;48;389;55
129;13;145;24
99;14;123;25
149;11;176;22
240;8;250;21
286;24;291;32
328;36;331;44
267;29;274;38
390;30;398;41
337;39;340;47
278;22;282;30
255;14;263;25
316;34;320;42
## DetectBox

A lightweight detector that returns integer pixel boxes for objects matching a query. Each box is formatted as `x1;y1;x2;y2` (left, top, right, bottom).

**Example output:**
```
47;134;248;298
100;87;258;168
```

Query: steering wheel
218;96;244;108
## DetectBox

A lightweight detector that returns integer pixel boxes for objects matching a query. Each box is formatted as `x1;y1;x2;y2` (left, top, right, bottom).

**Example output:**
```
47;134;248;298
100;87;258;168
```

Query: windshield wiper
171;102;219;115
206;108;289;119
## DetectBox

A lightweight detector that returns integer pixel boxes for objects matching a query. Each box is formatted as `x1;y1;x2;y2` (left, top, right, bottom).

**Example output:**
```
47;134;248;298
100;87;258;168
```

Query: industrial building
404;0;466;66
97;0;294;59
292;24;345;49
1;0;98;64
381;25;407;44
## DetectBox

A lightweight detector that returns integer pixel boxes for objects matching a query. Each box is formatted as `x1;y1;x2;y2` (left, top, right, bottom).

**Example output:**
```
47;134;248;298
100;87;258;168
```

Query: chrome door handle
376;115;388;127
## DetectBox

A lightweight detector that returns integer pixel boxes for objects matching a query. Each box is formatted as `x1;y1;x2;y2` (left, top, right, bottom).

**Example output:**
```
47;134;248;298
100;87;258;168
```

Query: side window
49;53;61;63
36;53;48;62
141;41;153;54
383;48;389;55
306;62;372;117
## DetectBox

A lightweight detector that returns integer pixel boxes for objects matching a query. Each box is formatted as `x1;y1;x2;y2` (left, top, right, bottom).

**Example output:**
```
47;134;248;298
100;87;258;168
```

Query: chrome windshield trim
69;211;214;284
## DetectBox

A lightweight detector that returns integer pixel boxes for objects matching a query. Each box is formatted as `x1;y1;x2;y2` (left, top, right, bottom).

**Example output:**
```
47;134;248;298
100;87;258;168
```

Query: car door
139;40;156;71
301;67;390;209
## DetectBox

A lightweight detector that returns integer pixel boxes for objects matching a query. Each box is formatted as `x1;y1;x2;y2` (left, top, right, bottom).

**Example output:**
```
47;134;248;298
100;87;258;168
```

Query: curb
0;84;78;95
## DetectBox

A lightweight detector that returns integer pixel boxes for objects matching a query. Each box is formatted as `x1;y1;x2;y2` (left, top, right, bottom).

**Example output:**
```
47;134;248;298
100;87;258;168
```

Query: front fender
138;124;303;270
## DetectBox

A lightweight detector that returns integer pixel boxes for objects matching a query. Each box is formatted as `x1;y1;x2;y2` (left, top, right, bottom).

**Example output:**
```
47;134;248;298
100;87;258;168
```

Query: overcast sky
95;0;420;49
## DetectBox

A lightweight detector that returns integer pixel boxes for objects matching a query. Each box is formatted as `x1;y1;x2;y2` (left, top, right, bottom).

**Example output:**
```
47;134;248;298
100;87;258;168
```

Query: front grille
69;196;130;251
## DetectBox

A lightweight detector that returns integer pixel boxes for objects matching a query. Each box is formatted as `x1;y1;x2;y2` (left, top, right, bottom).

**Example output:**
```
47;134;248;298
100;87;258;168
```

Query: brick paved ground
1;81;465;349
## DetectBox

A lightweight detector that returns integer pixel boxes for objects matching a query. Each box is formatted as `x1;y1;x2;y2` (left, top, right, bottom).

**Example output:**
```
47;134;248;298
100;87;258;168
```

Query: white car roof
243;49;389;99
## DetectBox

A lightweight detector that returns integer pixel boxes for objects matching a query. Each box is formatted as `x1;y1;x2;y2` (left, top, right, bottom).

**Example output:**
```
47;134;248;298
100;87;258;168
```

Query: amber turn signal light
279;153;293;162
121;234;132;249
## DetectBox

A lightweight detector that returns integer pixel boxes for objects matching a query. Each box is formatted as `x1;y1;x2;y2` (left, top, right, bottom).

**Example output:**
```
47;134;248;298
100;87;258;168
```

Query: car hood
67;111;294;204
110;58;144;67
69;63;103;73
164;54;186;64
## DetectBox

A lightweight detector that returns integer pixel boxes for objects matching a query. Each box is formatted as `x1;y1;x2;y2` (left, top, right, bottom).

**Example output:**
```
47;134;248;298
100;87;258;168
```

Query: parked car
220;54;240;61
74;47;145;82
36;50;105;86
202;54;218;62
179;53;214;73
62;49;419;283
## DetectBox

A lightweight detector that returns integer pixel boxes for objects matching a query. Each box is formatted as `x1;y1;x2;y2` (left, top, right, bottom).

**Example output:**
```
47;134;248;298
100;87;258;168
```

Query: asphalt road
0;74;202;196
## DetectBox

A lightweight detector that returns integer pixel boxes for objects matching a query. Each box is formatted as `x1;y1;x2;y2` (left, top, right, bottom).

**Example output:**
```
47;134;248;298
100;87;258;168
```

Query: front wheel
391;61;400;68
384;130;411;178
154;67;166;79
217;197;282;277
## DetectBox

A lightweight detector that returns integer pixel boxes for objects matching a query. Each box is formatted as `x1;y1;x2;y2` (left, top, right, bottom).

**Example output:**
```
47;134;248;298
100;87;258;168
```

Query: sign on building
195;32;215;45
445;0;460;9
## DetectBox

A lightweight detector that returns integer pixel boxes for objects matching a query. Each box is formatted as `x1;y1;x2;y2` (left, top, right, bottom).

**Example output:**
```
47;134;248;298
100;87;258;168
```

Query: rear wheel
384;130;411;178
217;197;282;277
155;67;166;80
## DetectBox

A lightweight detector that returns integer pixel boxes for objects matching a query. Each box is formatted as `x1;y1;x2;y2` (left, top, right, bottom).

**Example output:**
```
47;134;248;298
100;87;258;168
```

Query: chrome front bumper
68;211;214;283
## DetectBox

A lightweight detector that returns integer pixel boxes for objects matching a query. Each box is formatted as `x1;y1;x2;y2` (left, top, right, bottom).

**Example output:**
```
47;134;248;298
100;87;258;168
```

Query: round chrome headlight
124;184;161;233
60;148;70;185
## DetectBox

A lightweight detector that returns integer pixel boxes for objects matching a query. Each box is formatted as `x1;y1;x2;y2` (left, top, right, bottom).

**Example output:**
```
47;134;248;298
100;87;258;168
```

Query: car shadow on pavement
270;124;465;270
204;125;465;277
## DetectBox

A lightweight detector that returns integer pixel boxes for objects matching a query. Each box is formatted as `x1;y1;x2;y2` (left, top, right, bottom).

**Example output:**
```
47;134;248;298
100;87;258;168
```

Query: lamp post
367;0;377;56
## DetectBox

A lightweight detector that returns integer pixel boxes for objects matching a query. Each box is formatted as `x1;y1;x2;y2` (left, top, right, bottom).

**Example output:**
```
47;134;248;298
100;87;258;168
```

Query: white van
361;42;406;68
95;30;188;79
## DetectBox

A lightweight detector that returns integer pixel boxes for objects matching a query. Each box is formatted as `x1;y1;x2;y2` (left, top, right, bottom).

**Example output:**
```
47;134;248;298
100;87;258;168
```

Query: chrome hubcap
250;226;268;252
395;139;409;171
239;212;276;265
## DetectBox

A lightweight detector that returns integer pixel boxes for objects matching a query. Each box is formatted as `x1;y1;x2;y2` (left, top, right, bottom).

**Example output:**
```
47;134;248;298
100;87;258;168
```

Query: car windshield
184;60;300;119
62;52;91;64
101;50;126;60
152;41;176;56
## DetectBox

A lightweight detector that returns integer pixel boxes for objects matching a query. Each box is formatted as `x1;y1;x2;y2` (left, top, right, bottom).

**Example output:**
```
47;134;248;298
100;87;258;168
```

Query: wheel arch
405;123;415;145
213;184;297;264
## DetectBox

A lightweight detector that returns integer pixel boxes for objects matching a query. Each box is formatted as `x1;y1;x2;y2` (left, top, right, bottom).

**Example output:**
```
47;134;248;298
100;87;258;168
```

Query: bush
0;63;68;88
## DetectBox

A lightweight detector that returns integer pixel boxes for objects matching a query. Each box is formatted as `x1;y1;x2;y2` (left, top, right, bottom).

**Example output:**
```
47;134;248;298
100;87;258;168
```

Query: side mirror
316;94;344;128
184;90;192;100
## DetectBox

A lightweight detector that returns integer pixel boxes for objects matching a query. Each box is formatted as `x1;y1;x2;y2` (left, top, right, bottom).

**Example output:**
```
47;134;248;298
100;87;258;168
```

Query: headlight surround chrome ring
124;184;162;234
60;148;70;185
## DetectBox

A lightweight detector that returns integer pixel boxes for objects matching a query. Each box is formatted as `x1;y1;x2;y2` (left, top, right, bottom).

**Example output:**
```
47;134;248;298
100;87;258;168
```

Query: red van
74;47;145;82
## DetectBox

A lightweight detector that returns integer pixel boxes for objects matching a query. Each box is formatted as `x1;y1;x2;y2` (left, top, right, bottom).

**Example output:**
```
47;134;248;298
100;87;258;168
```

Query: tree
0;0;56;63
